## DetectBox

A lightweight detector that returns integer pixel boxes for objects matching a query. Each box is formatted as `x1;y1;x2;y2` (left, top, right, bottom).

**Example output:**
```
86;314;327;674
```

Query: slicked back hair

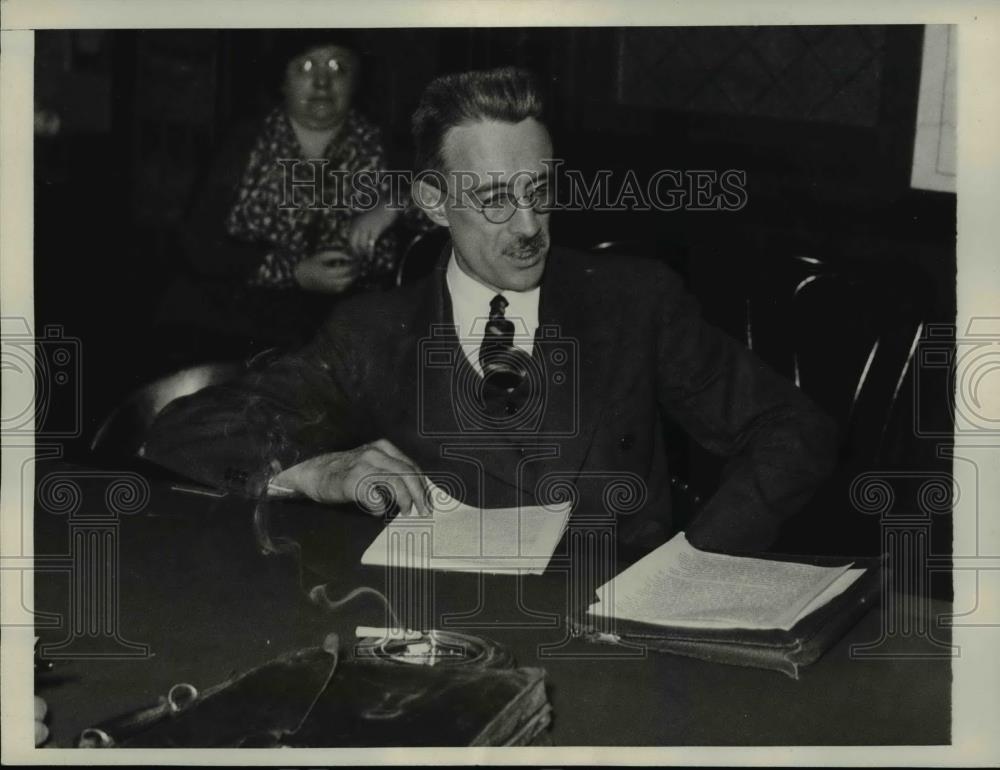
412;66;545;176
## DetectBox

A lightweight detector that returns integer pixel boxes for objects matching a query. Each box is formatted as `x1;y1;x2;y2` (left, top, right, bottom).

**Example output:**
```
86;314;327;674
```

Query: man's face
283;45;357;130
439;118;552;292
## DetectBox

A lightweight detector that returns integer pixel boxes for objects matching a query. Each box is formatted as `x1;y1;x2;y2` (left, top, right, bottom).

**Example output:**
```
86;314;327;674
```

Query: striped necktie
479;294;530;392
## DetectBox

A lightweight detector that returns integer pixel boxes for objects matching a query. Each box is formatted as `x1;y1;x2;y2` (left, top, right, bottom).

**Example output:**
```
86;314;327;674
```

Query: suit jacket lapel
387;245;460;438
535;246;619;477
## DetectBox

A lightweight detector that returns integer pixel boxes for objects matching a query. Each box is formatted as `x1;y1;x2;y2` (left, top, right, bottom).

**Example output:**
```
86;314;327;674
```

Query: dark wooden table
33;460;951;747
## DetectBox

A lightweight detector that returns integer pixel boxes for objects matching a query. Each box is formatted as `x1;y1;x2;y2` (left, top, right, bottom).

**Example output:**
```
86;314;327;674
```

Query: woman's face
283;44;358;130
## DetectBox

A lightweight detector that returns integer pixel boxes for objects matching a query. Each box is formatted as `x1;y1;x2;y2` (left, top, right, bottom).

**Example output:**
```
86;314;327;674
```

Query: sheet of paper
796;567;865;618
589;532;856;631
361;485;573;575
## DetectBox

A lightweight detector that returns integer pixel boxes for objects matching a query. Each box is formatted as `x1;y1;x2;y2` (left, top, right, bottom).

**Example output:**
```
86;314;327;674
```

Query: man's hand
294;250;358;294
348;205;399;258
270;439;430;516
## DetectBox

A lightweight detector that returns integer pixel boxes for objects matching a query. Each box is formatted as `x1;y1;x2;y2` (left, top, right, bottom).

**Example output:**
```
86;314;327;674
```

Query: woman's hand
348;204;399;258
294;250;358;294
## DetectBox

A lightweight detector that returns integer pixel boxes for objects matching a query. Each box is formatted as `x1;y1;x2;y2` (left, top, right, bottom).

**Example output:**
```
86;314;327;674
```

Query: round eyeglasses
292;56;348;76
473;184;555;225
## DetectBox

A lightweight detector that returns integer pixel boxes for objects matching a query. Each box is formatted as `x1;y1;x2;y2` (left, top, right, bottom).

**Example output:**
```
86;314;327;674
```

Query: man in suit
143;66;837;555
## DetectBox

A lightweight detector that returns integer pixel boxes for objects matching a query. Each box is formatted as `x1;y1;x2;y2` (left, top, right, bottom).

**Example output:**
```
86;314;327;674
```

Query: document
361;485;573;575
589;533;865;631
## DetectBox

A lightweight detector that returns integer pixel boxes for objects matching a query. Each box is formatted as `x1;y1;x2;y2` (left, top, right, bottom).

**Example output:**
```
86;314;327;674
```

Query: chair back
760;254;936;556
89;362;244;458
396;228;449;287
589;239;690;278
748;255;933;467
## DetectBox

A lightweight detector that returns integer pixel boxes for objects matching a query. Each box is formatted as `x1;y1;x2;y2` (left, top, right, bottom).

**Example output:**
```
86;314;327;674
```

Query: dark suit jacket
143;245;838;555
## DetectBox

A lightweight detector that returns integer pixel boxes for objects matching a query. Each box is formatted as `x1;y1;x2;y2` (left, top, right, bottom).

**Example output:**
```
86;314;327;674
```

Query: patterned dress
226;107;397;289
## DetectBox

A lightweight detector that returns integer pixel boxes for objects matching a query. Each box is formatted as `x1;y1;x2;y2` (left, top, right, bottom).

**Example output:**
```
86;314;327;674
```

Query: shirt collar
445;251;540;341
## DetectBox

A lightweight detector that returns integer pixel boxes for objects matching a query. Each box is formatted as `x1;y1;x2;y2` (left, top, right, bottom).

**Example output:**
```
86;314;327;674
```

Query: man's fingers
368;441;430;514
371;440;429;488
371;439;420;473
351;470;413;517
396;469;430;516
365;452;429;516
283;444;431;515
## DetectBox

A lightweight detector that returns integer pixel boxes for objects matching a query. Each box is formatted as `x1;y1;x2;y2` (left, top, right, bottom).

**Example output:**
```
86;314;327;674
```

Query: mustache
507;231;549;258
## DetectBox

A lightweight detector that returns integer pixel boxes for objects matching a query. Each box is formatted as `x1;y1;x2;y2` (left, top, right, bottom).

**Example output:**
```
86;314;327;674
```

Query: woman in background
157;31;402;361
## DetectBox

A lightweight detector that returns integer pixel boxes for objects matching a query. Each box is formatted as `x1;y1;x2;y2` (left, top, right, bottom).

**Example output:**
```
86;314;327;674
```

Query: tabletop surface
32;460;952;748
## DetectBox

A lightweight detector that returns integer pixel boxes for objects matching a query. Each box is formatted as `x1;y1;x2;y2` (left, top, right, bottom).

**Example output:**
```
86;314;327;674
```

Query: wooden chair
395;227;449;287
589;239;690;278
752;254;935;554
747;254;933;466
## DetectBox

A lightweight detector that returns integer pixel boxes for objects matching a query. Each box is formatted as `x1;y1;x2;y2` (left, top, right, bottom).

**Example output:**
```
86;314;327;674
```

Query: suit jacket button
619;434;635;450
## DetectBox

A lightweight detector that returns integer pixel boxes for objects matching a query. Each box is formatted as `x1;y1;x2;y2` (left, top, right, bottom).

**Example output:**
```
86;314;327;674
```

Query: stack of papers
589;533;865;631
361;486;573;575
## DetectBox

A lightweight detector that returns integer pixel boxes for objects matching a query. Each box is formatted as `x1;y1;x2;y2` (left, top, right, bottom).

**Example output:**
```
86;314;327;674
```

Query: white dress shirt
445;252;540;376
